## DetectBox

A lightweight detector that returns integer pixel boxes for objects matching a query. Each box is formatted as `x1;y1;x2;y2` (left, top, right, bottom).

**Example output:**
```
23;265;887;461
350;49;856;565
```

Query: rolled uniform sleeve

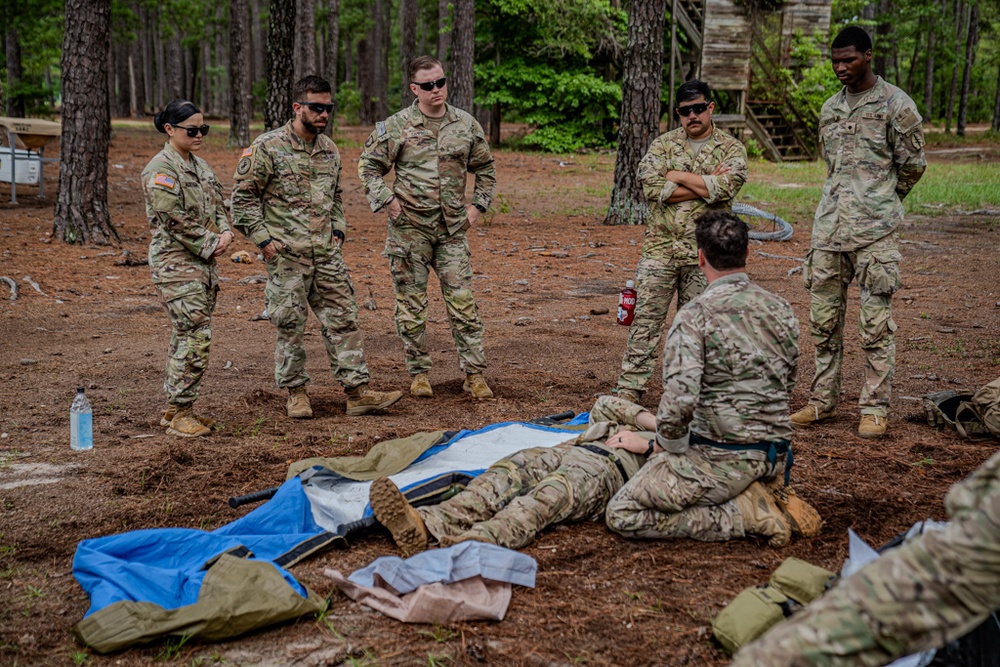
358;123;398;212
654;306;706;452
638;139;680;205
889;104;926;200
146;168;220;260
468;121;497;211
701;143;748;204
231;144;275;248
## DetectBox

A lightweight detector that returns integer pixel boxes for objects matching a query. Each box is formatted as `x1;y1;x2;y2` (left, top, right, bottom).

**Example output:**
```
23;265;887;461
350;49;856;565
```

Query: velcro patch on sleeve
862;112;888;121
153;173;176;189
241;145;255;158
893;107;922;135
376;122;388;139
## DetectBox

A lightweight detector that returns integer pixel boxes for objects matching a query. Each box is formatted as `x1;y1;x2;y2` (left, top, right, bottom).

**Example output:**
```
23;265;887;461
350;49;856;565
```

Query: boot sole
166;426;210;438
790;414;836;429
410;388;434;398
369;477;427;553
346;391;404;416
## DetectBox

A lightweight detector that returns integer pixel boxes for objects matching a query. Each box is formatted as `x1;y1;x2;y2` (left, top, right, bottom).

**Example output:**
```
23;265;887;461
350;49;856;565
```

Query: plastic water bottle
617;280;637;326
70;387;93;451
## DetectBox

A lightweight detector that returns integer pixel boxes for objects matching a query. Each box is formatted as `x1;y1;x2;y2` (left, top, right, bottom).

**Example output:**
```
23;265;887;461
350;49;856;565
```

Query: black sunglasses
298;101;335;115
413;77;447;91
676;102;710;117
172;124;210;138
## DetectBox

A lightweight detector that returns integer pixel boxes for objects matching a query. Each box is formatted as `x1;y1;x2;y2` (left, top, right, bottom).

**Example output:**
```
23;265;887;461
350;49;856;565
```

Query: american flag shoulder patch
153;173;176;189
241;145;255;158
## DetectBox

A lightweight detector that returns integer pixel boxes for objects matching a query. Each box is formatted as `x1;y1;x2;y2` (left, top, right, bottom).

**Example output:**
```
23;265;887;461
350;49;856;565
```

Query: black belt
688;433;793;486
578;444;630;482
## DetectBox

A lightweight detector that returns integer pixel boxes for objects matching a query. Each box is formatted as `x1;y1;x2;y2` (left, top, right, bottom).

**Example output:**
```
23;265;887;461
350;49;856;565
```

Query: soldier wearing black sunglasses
359;55;497;401
232;75;404;419
612;79;749;404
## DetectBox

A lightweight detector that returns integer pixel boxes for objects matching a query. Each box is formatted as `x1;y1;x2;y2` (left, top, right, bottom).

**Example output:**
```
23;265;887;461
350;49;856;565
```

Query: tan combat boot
410;373;433;398
161;404;217;429
735;482;792;548
166;407;212;438
345;384;404;416
790;405;836;429
286;386;313;419
369;476;428;555
766;482;823;537
463;373;494;399
858;414;888;439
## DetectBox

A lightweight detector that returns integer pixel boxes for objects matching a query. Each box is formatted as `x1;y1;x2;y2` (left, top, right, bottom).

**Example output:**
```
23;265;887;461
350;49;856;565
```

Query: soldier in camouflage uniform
790;26;926;439
142;100;234;438
358;56;497;400
732;448;1000;667
368;395;653;554
615;79;748;403
606;211;800;546
231;76;403;418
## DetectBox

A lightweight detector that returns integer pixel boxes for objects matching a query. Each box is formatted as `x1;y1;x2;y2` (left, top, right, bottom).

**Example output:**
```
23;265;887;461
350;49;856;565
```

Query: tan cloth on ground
325;570;512;622
286;430;447;480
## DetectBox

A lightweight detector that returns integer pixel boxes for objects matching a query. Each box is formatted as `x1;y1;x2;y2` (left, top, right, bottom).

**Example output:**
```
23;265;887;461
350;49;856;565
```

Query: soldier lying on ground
368;395;653;554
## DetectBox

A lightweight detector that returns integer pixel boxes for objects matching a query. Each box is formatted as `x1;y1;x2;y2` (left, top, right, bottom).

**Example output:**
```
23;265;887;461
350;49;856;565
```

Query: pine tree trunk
992;61;1000;132
5;29;25;116
945;0;965;132
956;2;978;137
490;102;500;145
216;4;229;115
450;0;474;111
437;0;451;68
200;41;211;111
400;0;417;107
107;37;115;119
115;41;131;116
154;15;166;107
604;0;667;226
923;26;935;120
230;0;252;146
345;36;354;88
138;3;152;115
166;35;183;100
250;0;266;85
265;0;295;129
294;0;316;80
326;0;340;94
370;0;389;119
873;0;892;78
358;38;375;124
54;0;118;245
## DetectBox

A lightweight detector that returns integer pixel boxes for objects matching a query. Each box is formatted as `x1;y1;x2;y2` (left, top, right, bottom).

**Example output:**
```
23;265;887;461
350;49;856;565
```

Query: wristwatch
644;439;655;457
256;237;273;249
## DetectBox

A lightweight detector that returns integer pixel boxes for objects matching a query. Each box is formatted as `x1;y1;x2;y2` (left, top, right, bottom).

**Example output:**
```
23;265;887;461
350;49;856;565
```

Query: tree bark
165;35;183;100
358;37;376;124
437;0;451;69
326;0;340;94
604;0;667;226
956;2;978;136
945;0;965;132
400;0;417;107
873;0;892;78
294;0;316;80
449;0;474;111
115;41;132;117
265;0;295;129
230;0;252;146
923;25;935;120
55;0;118;245
992;60;1000;132
5;28;25;117
370;0;389;119
250;0;266;85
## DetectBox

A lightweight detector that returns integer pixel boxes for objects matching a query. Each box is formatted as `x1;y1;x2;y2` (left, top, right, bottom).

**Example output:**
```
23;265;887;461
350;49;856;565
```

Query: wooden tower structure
668;0;832;161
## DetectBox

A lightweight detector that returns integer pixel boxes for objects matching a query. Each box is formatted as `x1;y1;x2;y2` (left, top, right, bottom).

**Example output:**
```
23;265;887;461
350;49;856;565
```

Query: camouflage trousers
419;445;624;550
158;279;218;406
733;448;1000;667
616;257;707;395
605;446;784;540
384;219;485;375
265;248;369;389
805;234;901;417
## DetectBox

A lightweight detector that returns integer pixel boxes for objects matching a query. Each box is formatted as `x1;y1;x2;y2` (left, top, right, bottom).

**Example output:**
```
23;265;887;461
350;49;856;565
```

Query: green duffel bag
769;557;836;604
712;585;791;656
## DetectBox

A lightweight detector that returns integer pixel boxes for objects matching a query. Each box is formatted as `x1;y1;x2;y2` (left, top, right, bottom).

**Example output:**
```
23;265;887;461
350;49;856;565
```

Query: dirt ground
1;123;999;667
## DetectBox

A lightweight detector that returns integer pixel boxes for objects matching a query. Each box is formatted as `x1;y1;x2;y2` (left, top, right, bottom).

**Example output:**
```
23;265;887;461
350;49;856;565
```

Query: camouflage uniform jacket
142;142;230;286
357;103;496;235
814;76;926;251
638;124;748;264
656;273;799;453
231;121;347;261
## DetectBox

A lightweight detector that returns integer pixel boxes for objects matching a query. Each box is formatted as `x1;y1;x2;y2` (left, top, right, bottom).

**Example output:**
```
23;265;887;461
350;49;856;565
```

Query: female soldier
142;100;233;437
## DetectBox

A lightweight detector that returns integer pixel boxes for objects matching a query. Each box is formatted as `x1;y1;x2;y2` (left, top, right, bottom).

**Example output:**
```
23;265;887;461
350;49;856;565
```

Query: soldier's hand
212;230;235;257
262;239;283;261
711;163;731;176
466;204;482;226
387;198;402;221
606;430;650;454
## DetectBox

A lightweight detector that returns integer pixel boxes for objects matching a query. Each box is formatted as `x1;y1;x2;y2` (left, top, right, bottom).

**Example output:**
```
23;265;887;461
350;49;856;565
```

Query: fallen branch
755;251;805;262
22;275;47;296
0;276;17;301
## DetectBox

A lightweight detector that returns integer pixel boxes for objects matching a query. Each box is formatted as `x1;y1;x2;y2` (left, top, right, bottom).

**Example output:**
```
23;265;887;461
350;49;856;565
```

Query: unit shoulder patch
237;157;252;175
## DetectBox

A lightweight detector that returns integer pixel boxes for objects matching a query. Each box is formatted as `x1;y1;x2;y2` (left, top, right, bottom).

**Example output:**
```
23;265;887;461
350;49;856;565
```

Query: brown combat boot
766;481;823;537
463;373;494;399
286;386;313;419
790;405;836;429
369;476;428;555
166;407;212;438
345;384;404;416
858;414;888;439
735;482;792;548
410;373;433;398
161;404;217;429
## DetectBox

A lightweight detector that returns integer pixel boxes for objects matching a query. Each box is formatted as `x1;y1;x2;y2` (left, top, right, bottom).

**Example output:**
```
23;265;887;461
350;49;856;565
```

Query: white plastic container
0;148;41;185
